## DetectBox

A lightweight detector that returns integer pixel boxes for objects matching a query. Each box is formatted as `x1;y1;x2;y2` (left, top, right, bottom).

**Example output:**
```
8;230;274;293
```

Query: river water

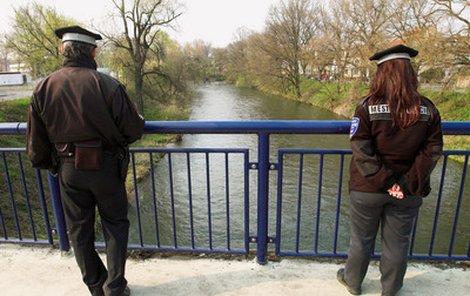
128;82;469;257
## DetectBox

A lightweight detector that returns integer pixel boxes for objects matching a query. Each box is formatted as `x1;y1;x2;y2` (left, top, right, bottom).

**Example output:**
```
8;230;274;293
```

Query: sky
0;0;278;48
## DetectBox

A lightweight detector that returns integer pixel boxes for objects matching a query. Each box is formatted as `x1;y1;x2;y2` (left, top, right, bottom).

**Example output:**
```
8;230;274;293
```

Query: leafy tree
221;28;256;86
5;2;76;79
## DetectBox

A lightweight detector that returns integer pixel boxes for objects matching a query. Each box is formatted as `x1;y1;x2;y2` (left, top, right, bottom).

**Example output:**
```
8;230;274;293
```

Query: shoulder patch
350;117;360;138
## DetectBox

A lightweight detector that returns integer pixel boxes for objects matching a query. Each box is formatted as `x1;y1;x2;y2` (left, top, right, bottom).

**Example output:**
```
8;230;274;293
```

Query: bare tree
102;0;182;113
387;0;449;74
433;0;470;66
0;37;11;72
321;0;358;81
434;0;469;33
346;0;390;79
261;0;322;98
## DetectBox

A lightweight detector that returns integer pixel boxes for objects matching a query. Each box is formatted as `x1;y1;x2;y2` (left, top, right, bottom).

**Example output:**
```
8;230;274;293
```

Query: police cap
369;44;418;65
54;25;102;47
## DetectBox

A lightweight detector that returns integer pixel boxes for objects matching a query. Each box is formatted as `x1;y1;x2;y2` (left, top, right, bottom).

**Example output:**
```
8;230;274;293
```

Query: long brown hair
368;59;422;129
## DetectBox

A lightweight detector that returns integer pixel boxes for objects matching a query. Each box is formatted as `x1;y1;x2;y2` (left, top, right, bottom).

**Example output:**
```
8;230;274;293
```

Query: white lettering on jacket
368;104;429;115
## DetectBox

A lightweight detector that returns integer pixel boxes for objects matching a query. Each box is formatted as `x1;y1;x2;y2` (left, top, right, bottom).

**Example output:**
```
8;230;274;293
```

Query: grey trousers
59;153;129;296
344;191;422;296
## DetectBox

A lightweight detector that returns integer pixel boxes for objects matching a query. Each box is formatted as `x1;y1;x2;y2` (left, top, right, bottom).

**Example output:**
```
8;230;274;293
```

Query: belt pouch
74;139;103;170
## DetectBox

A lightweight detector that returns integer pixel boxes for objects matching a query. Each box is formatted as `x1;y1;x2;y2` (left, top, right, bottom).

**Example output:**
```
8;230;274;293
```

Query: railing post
256;132;270;265
47;172;70;252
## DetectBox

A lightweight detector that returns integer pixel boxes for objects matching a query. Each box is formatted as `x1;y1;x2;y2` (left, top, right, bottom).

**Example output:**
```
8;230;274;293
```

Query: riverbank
247;79;470;152
0;244;468;296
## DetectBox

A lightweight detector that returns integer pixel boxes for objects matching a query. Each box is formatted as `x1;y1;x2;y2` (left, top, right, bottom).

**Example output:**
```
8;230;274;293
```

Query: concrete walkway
0;244;468;296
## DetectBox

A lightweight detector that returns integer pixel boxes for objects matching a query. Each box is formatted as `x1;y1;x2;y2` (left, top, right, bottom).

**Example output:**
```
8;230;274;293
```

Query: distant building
0;72;29;86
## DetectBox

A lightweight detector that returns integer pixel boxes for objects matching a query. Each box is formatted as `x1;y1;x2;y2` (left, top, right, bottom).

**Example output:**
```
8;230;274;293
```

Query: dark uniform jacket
349;96;443;196
27;57;145;170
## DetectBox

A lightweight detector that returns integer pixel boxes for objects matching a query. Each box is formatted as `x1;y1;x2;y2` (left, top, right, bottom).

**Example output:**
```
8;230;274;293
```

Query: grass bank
0;96;188;149
273;79;470;152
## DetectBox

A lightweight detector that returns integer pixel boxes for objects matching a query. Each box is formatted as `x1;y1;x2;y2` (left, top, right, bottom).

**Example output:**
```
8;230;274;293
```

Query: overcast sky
0;0;278;47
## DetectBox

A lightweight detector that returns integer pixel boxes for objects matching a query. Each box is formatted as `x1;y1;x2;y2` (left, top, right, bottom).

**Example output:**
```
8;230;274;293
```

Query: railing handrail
2;120;470;135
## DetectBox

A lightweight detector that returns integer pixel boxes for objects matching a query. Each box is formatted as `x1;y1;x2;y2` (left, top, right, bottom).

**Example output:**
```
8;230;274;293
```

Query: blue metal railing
1;121;469;264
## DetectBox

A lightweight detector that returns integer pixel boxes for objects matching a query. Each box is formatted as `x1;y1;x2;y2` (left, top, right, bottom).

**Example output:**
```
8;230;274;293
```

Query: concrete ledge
0;245;468;295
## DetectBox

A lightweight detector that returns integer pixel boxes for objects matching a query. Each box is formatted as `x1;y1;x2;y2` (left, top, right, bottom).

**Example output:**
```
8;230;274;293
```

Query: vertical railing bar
2;151;22;240
0;149;5;239
0;198;7;240
205;152;213;250
314;154;324;253
225;152;231;250
244;150;250;253
0;151;6;241
131;152;144;247
333;153;345;254
47;172;70;251
256;132;270;264
149;152;160;248
167;152;178;248
35;169;53;244
429;155;448;256
186;152;195;250
295;154;304;253
17;152;37;241
448;154;468;257
275;151;284;255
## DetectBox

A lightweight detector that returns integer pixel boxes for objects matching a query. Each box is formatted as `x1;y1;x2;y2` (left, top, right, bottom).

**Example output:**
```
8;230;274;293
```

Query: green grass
0;97;30;122
0;97;30;147
425;91;470;121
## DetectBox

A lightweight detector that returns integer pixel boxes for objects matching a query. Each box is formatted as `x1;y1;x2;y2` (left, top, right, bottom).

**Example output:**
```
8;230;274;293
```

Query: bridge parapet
1;121;469;264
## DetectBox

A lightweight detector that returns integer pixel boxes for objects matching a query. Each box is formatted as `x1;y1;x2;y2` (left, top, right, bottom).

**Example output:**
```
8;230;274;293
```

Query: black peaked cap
54;25;102;41
369;44;418;61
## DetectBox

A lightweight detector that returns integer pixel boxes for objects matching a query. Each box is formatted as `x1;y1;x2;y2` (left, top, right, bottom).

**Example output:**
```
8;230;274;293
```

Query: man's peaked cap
54;25;102;46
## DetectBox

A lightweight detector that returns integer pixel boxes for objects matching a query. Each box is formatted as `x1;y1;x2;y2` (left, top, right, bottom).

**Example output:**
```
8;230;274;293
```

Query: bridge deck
0;244;468;296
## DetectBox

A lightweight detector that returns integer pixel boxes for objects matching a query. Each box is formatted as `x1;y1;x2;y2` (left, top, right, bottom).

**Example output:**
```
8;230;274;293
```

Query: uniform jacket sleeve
110;85;145;145
26;98;54;169
350;103;396;190
397;106;443;196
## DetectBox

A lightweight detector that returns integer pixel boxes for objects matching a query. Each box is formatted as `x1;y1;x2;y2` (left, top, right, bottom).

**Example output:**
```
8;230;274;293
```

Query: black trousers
59;153;129;296
344;191;422;296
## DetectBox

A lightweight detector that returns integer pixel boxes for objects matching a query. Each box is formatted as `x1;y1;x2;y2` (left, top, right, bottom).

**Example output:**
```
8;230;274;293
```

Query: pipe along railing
0;121;469;264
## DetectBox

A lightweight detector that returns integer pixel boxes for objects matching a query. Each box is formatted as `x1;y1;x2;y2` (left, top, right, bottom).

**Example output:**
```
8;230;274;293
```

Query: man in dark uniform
337;44;443;296
27;25;145;296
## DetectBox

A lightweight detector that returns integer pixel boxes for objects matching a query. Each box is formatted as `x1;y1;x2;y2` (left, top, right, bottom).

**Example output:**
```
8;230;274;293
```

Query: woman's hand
388;183;404;200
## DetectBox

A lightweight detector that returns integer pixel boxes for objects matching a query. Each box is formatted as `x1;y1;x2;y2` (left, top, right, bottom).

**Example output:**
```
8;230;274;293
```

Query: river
128;82;469;257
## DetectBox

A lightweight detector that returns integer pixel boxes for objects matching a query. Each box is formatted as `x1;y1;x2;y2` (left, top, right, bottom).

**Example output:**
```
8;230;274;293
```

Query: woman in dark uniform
337;44;443;296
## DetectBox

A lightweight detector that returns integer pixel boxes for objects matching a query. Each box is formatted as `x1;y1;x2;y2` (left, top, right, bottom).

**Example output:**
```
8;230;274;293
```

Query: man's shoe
337;268;361;295
122;286;131;296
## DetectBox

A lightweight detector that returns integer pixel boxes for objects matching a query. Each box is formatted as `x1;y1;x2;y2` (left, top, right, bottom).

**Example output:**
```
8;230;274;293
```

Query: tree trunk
134;67;144;114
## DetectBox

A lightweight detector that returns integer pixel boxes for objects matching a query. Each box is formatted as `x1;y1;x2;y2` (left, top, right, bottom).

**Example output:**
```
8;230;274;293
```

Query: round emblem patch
350;117;360;138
